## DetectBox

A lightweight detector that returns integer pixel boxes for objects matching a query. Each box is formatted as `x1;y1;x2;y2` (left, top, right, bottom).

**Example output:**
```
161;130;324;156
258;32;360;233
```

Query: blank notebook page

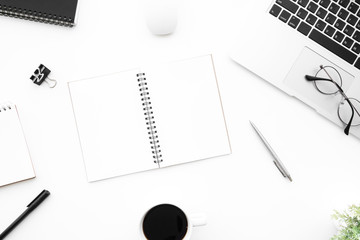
143;55;231;167
0;105;34;187
69;70;157;182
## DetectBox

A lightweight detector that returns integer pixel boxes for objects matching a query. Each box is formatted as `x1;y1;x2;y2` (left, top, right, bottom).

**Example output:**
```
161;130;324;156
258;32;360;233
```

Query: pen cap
27;190;50;208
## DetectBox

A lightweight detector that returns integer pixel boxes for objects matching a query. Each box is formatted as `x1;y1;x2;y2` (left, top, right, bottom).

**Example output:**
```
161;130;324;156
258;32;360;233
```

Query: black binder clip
30;64;57;88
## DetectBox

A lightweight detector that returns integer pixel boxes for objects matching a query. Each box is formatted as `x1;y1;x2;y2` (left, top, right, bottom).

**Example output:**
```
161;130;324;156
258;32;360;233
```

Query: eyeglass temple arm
343;99;354;135
305;75;354;135
305;75;343;91
305;75;360;116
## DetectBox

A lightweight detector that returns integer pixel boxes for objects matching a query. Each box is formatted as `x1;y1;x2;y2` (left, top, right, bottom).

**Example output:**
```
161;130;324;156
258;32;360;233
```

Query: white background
0;0;360;239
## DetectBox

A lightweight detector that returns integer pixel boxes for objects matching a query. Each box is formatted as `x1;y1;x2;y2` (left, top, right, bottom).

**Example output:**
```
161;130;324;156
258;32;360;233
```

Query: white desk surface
0;0;359;239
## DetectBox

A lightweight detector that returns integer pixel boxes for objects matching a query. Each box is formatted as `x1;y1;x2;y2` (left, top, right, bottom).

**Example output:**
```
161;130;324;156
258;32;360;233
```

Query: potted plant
331;204;360;240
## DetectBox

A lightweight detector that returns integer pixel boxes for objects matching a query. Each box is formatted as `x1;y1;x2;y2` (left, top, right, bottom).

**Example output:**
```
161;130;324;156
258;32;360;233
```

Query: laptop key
297;21;312;35
309;29;357;64
306;13;318;25
334;31;345;42
348;3;359;14
316;7;328;19
338;8;350;20
356;20;360;29
276;0;299;14
279;10;291;22
320;0;331;8
297;8;309;19
325;13;336;24
298;0;309;8
307;2;319;13
270;4;282;17
335;19;346;30
289;16;301;28
329;3;340;14
347;14;358;25
325;25;336;37
339;0;350;8
344;25;355;36
343;37;354;48
354;58;360;70
315;19;327;30
353;30;360;41
351;42;360;54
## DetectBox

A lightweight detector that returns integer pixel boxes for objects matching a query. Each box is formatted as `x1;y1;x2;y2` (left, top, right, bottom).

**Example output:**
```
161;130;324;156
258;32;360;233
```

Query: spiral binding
0;4;74;27
0;102;14;113
137;73;163;165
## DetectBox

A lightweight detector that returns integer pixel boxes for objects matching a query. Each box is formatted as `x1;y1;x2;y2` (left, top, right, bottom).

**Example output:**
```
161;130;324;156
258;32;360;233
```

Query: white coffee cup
139;204;207;240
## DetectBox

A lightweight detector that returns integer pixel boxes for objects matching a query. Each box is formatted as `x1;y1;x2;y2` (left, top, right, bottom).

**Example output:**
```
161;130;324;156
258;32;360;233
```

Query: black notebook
0;0;78;27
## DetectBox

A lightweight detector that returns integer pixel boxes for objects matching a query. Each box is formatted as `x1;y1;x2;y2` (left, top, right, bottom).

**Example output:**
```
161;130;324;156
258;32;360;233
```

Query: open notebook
0;103;35;187
68;55;231;182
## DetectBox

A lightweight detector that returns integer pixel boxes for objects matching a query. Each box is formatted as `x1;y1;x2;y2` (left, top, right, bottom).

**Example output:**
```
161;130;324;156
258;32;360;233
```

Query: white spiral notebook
68;55;231;182
0;103;35;187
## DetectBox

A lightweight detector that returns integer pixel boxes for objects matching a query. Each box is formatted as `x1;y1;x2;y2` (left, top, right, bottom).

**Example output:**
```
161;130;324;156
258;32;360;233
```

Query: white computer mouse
144;0;178;35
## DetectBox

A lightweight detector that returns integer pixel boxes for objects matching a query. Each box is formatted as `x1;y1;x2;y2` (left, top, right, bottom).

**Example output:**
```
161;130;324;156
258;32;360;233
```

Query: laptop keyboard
270;0;360;69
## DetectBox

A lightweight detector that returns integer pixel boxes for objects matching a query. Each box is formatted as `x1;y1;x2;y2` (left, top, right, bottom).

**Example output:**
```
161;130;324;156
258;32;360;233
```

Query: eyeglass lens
314;66;360;127
338;98;360;126
314;66;342;95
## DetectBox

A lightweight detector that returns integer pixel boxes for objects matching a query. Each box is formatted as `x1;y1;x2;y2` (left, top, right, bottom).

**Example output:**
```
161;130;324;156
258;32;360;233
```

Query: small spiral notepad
68;55;231;182
0;0;78;27
0;103;35;187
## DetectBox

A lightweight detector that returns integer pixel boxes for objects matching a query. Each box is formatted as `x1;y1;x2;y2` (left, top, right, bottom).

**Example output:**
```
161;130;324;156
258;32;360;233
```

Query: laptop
231;0;360;139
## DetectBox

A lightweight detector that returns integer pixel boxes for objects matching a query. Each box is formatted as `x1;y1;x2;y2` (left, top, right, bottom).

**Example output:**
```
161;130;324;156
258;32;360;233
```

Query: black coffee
142;204;188;240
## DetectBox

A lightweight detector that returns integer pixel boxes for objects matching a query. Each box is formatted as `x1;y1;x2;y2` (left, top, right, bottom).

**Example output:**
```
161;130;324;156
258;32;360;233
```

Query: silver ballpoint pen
250;121;293;182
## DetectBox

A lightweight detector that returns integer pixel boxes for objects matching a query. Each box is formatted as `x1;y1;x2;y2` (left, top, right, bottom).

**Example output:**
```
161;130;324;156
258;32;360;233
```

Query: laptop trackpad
283;47;355;114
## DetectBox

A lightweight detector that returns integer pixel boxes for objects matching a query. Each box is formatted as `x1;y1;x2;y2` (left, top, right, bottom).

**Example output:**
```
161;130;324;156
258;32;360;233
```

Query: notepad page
68;70;158;182
0;105;34;187
142;55;231;167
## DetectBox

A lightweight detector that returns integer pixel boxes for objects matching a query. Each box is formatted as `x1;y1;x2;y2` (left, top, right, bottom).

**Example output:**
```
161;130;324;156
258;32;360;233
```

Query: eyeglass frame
305;65;360;135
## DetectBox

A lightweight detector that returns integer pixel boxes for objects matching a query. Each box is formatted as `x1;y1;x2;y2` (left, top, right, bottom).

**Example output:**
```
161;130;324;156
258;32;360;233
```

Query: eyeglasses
305;65;360;135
